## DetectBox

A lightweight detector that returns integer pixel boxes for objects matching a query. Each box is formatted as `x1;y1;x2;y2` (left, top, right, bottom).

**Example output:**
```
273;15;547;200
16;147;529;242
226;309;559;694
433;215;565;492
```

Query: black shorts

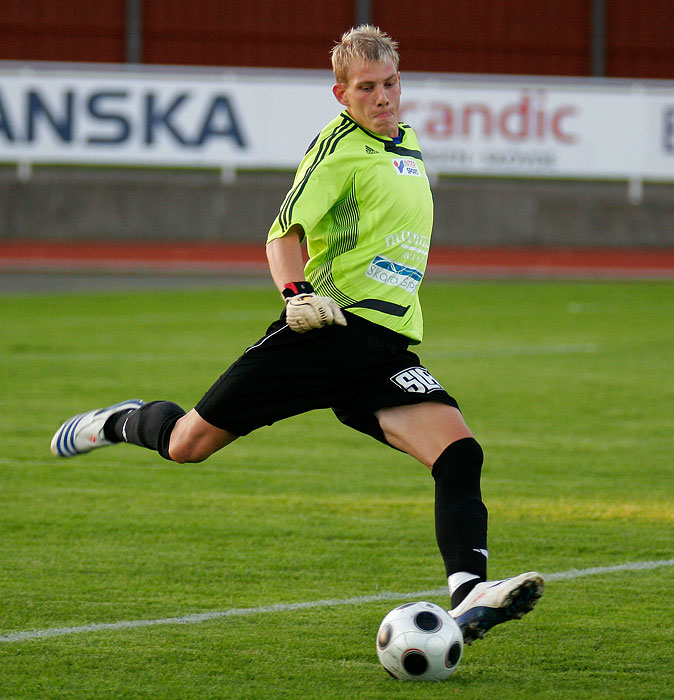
195;311;459;445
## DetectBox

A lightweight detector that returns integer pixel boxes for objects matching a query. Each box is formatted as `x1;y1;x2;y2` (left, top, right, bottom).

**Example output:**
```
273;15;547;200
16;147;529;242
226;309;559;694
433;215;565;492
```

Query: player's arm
266;225;346;333
266;224;306;293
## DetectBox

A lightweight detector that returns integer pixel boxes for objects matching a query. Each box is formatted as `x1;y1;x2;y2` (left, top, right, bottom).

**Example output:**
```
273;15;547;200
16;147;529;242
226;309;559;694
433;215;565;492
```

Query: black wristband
282;281;315;299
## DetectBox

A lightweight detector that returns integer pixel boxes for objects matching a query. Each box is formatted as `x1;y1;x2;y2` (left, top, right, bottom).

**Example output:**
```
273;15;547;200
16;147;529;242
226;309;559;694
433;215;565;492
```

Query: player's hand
285;293;347;333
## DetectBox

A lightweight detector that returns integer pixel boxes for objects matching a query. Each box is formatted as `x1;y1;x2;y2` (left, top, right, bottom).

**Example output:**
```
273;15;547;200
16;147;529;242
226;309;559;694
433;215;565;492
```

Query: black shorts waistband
341;310;410;350
277;307;410;349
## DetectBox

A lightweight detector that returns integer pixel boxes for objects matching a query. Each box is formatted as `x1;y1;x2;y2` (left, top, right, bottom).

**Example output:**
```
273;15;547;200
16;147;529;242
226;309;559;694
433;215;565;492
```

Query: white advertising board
1;63;673;181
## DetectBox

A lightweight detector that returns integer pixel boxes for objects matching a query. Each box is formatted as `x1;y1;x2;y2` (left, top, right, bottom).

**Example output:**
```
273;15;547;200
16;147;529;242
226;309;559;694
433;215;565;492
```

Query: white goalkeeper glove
283;282;347;333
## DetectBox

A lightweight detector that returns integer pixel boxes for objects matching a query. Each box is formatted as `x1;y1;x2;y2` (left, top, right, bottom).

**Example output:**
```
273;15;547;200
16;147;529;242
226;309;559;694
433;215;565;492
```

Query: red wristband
282;281;315;299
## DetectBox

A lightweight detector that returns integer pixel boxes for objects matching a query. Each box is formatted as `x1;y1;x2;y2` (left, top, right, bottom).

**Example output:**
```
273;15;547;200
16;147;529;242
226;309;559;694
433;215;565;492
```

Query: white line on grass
2;558;672;643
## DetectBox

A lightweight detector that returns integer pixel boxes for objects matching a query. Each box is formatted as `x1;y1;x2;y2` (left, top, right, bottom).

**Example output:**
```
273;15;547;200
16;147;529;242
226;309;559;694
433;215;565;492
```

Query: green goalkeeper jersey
267;111;433;344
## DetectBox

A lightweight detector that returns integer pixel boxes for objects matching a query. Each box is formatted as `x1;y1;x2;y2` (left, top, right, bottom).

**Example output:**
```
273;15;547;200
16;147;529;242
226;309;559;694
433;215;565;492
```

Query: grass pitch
0;280;672;699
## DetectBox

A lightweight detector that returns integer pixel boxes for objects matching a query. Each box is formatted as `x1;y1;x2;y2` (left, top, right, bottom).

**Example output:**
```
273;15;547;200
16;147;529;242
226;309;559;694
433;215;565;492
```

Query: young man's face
333;60;401;138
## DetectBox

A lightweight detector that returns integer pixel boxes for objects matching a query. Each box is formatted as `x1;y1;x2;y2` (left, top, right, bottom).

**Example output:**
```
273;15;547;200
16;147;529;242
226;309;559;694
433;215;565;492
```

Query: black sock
432;437;489;582
103;410;135;443
451;579;479;609
103;401;185;460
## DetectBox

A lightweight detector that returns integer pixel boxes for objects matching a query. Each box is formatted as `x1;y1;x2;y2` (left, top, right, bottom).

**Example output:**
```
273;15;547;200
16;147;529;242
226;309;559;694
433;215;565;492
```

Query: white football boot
449;571;544;644
50;399;145;457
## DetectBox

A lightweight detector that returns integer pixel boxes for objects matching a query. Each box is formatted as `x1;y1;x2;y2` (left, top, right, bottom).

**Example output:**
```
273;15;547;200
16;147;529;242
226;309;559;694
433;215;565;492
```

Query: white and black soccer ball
376;601;463;681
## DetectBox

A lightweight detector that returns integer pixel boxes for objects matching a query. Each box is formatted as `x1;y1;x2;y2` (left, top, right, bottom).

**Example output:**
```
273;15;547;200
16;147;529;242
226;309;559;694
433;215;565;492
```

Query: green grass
0;280;672;699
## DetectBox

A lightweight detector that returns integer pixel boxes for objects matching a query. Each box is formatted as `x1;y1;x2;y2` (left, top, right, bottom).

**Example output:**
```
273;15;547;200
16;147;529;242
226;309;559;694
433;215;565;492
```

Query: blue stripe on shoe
65;414;85;455
59;413;84;456
54;421;69;456
54;417;72;456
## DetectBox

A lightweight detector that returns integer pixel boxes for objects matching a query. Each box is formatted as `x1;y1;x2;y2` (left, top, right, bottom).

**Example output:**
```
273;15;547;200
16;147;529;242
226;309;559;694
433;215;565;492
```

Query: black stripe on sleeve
278;118;357;231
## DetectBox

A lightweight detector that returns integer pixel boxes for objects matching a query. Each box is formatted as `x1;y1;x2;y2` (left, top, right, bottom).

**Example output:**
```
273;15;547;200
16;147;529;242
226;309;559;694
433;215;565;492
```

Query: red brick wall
606;0;674;79
142;0;353;68
1;0;672;79
373;0;590;76
0;0;125;62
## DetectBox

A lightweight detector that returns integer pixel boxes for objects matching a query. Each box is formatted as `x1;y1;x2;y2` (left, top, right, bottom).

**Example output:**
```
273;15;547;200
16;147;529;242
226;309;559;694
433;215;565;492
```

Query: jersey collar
340;111;423;160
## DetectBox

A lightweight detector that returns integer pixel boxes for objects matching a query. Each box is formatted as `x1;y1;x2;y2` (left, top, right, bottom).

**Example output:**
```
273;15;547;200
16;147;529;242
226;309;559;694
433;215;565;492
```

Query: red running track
0;241;673;279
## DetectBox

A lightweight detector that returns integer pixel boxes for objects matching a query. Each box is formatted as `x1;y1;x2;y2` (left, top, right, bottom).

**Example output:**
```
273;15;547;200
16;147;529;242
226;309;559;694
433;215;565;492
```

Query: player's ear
333;83;348;106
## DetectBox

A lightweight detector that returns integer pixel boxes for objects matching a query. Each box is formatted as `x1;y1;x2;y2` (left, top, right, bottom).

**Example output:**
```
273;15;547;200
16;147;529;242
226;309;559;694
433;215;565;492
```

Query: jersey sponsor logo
390;367;445;394
385;230;431;254
365;255;423;293
392;158;421;176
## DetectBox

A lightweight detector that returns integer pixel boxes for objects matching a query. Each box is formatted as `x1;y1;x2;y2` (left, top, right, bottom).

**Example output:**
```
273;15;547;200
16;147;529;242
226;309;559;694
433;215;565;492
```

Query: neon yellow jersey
267;111;433;343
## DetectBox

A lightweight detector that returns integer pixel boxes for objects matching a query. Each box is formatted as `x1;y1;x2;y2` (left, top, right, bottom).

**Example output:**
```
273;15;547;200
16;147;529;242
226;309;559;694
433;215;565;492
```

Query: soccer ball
376;601;463;681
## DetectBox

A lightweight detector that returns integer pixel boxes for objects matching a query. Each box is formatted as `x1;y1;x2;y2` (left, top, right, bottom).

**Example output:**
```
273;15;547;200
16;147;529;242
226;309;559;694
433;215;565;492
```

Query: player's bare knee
167;442;188;464
168;437;209;464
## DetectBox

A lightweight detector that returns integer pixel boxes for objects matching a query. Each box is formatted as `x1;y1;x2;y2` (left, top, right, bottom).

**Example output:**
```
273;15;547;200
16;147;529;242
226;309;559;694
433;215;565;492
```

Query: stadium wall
1;167;673;248
1;62;673;248
1;0;673;80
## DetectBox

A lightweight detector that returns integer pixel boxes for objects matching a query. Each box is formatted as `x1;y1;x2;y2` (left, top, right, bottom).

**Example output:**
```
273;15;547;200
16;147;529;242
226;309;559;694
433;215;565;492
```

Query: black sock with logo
104;401;185;460
432;438;489;583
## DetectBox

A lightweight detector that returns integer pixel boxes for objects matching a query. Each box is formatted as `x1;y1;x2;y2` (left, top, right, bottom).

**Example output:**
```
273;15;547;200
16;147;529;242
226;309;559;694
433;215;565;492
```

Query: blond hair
331;25;400;85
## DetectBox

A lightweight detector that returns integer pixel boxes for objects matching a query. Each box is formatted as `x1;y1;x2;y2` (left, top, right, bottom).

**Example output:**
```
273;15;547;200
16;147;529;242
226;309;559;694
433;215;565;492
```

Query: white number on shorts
390;367;444;394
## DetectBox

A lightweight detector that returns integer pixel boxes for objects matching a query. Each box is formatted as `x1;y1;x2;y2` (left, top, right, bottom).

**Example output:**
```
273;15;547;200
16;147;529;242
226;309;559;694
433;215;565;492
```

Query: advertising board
1;64;673;182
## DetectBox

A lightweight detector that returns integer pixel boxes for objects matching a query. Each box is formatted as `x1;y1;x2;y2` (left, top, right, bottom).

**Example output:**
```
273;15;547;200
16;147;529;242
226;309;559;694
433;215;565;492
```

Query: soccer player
50;25;543;644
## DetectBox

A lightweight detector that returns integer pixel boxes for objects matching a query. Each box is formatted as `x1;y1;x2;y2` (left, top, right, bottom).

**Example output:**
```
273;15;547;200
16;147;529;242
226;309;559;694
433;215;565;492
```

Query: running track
1;241;673;279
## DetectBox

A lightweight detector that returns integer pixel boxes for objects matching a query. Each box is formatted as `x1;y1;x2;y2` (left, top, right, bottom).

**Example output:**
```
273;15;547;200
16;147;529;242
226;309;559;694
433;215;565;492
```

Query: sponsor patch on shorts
390;367;445;394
